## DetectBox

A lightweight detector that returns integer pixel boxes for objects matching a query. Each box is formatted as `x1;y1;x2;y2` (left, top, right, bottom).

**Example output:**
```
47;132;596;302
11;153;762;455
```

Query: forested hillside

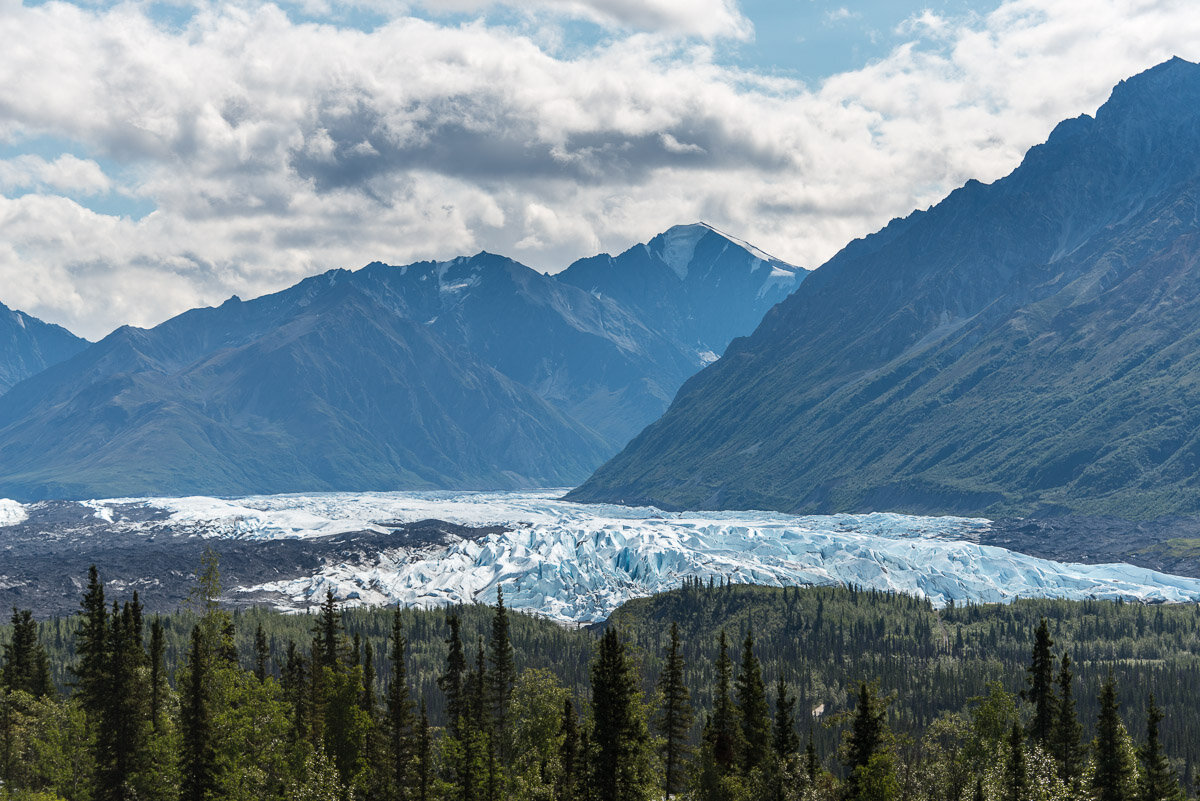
2;568;1197;800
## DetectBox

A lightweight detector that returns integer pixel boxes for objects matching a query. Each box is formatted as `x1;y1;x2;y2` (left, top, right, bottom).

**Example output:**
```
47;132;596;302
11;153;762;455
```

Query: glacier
50;489;1200;623
0;498;27;527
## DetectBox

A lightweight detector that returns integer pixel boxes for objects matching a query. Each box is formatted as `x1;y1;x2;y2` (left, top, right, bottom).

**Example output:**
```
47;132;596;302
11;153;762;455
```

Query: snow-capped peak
652;223;712;279
648;222;800;281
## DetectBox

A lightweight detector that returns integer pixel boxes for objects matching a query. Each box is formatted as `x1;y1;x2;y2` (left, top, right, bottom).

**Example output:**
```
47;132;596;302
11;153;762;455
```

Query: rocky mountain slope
571;58;1200;520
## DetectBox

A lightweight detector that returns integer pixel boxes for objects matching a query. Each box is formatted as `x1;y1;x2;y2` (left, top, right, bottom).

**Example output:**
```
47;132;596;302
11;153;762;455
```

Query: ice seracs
90;489;1200;623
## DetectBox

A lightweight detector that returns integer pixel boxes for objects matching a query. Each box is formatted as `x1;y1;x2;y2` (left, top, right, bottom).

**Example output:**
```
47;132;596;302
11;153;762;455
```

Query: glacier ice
88;489;1200;623
0;499;27;527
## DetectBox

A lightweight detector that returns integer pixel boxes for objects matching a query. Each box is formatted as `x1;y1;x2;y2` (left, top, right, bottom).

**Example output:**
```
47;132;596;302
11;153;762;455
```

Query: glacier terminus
12;490;1200;622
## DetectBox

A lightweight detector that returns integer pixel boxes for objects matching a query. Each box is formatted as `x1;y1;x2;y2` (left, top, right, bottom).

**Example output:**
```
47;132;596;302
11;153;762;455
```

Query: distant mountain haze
571;58;1200;521
0;224;804;500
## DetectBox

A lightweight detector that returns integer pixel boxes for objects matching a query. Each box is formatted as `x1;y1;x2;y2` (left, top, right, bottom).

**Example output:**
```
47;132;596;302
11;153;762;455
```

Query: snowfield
46;490;1200;622
0;498;27;527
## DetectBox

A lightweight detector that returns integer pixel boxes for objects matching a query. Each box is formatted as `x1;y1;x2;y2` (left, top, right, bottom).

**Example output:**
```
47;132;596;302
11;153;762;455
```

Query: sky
1;0;1199;340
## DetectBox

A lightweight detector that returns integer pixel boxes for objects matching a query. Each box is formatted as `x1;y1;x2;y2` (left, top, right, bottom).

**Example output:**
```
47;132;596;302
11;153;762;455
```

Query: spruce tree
843;682;889;800
488;586;515;746
74;565;108;716
362;640;377;713
772;676;800;761
309;634;328;747
1003;721;1028;801
439;614;467;738
1;608;50;698
1093;674;1134;801
707;629;742;772
653;621;693;796
1050;652;1083;788
29;646;52;700
470;637;490;733
1138;695;1184;801
1024;619;1056;746
283;639;312;747
218;616;238;665
1;608;31;693
315;590;346;672
416;700;432;801
94;595;151;800
590;626;649;801
254;623;270;682
387;606;416;799
735;631;771;773
149;617;166;732
180;624;217;801
805;729;820;783
558;698;579;801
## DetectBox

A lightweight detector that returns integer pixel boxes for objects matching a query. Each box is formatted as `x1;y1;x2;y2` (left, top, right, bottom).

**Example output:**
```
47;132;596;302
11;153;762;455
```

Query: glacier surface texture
49;490;1200;622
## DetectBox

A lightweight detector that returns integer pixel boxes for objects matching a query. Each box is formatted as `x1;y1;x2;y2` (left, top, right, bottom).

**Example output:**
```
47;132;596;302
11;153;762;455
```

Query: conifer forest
3;560;1200;801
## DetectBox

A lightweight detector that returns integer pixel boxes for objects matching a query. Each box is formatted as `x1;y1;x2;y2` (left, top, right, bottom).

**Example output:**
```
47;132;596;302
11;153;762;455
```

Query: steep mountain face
557;222;803;362
0;227;804;500
354;254;700;449
0;302;88;394
570;57;1200;520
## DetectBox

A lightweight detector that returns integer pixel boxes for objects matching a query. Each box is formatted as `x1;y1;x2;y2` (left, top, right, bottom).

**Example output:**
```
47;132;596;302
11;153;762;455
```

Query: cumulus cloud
0;0;1199;339
0;154;112;195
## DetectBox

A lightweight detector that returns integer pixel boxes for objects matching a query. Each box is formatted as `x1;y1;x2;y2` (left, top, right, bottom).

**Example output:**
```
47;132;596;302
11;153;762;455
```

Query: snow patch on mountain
653;223;710;279
92;490;1200;623
0;499;27;527
758;266;801;299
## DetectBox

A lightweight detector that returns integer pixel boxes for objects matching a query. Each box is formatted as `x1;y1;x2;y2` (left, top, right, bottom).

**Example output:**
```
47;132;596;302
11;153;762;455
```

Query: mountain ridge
0;225;805;500
569;57;1200;520
0;301;89;395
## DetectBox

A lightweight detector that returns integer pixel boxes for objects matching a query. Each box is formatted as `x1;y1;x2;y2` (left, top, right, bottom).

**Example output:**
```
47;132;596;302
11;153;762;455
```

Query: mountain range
570;57;1200;520
0;223;803;500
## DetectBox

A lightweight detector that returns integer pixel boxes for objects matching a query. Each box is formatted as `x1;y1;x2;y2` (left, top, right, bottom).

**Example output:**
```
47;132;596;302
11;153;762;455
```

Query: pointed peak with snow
644;222;801;281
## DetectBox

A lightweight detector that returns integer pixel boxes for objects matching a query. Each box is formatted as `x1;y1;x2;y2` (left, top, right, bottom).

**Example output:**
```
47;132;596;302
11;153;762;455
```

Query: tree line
0;566;1196;800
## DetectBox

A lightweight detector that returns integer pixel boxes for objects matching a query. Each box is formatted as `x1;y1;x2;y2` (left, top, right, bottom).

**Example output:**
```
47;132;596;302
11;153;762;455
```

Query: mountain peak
645;221;796;280
647;223;713;279
1096;56;1200;133
570;61;1200;519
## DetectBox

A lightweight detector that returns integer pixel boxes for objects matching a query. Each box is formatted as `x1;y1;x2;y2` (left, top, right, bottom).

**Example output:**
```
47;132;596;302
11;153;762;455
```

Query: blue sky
1;0;1197;338
727;0;1003;80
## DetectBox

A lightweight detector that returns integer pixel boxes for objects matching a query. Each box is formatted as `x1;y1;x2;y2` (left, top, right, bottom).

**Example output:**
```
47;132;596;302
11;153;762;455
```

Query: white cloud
824;7;861;24
0;154;112;196
896;10;950;37
0;0;1199;339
